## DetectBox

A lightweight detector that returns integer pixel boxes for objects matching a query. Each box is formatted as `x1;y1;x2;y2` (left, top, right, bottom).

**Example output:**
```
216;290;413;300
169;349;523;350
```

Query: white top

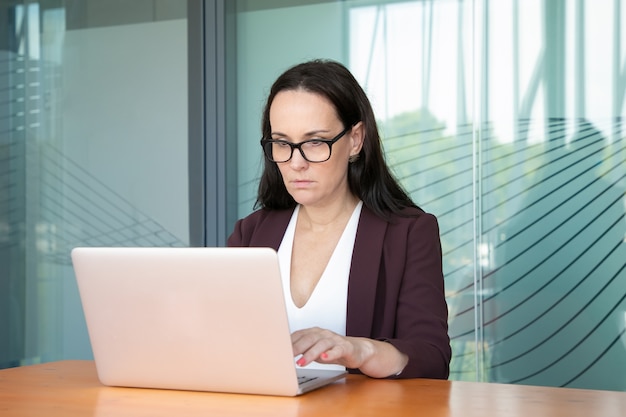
277;201;363;370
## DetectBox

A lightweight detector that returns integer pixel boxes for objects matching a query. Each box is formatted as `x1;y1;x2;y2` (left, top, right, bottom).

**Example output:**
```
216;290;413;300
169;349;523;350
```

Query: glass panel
230;0;626;390
482;0;626;390
0;0;188;367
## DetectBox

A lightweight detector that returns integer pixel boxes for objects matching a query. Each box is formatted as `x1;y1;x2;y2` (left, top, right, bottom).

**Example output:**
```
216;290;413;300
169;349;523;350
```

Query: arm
383;212;451;379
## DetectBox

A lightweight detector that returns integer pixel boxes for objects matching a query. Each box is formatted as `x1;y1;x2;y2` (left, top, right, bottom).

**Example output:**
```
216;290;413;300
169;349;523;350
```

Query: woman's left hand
291;327;408;378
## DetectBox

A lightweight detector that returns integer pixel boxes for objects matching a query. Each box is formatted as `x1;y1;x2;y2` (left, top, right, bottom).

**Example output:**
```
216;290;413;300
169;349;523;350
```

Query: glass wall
0;0;189;368
231;0;625;390
2;0;624;392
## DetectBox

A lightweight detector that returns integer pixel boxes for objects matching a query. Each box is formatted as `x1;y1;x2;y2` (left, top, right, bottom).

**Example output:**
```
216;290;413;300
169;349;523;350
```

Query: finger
291;327;332;355
296;339;334;367
291;329;319;356
299;338;348;367
315;344;345;364
294;335;337;366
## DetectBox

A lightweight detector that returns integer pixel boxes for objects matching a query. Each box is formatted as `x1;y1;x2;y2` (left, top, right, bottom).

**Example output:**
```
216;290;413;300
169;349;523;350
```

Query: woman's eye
275;141;291;148
305;140;324;147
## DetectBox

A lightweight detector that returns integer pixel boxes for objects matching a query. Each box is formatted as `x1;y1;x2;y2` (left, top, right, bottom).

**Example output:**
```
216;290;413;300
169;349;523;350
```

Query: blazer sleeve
347;209;451;379
385;212;451;379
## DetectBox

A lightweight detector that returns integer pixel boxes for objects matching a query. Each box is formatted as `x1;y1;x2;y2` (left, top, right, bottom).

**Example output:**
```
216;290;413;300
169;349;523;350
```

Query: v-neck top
277;201;363;370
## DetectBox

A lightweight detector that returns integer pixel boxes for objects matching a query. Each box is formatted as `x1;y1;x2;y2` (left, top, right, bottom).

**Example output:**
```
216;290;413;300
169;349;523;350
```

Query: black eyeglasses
260;126;351;163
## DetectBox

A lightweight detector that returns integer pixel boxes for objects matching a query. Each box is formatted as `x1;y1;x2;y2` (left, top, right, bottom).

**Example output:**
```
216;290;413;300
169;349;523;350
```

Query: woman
228;59;451;379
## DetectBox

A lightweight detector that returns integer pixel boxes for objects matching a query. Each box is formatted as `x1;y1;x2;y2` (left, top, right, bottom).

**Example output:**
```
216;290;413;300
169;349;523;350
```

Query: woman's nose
289;148;309;168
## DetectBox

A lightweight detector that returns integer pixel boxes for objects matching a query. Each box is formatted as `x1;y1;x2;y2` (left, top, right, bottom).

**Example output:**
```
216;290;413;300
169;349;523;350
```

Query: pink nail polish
321;353;328;359
297;358;306;367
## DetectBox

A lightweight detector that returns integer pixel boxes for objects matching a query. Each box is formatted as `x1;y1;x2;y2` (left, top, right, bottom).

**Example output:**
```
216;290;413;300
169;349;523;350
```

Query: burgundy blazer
227;204;451;379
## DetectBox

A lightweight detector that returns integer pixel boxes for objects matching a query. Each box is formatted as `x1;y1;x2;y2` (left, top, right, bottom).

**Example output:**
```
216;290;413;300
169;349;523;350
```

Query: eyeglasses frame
260;126;351;163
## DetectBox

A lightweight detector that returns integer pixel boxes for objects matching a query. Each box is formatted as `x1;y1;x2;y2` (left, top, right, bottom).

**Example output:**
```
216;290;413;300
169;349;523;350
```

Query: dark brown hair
256;59;419;219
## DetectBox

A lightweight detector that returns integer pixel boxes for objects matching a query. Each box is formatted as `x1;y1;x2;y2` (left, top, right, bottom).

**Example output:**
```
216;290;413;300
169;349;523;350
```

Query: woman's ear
349;121;365;156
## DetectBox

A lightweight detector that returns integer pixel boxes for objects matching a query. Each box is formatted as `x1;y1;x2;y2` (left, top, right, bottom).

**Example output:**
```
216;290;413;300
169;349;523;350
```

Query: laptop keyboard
298;375;319;385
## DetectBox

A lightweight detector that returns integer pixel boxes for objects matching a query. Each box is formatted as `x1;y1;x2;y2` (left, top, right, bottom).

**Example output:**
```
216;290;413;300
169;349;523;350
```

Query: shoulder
382;207;441;254
357;205;440;249
227;208;294;248
383;206;440;231
360;204;439;230
235;207;293;228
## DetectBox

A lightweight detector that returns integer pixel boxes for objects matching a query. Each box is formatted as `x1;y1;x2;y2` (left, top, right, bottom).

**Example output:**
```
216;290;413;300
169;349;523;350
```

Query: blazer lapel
249;209;294;250
346;206;387;337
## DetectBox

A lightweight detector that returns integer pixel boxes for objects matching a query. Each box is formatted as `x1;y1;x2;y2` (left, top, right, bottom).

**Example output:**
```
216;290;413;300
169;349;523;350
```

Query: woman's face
268;89;363;208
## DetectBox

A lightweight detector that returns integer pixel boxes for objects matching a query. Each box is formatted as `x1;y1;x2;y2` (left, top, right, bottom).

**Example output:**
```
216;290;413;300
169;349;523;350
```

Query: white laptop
71;246;347;396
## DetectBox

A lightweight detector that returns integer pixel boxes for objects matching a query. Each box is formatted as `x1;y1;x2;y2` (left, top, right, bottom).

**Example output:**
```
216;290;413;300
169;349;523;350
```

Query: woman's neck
298;195;360;233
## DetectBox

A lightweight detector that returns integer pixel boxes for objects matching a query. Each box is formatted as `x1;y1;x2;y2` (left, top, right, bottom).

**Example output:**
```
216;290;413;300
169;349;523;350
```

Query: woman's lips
290;179;313;188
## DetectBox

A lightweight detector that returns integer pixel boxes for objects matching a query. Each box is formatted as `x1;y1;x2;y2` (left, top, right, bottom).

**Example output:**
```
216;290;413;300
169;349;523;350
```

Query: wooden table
1;361;625;416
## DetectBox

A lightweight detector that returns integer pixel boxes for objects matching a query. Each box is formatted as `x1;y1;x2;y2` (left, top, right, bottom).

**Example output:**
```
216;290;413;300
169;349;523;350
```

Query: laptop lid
71;247;346;396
